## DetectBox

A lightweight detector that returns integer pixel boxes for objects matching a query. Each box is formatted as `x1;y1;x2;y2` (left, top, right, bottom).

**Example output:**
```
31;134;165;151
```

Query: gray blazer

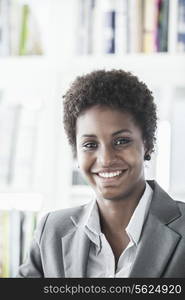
17;180;185;278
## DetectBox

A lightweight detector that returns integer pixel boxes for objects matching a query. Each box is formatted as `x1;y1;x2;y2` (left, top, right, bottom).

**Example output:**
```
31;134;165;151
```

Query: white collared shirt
85;182;153;277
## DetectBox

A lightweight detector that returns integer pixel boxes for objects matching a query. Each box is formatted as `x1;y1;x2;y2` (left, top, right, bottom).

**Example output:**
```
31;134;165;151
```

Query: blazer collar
130;180;182;277
70;199;96;228
61;200;94;277
147;180;181;224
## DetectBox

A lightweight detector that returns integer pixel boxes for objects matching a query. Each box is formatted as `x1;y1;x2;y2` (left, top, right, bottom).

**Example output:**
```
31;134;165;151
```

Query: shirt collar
84;199;102;251
84;182;153;249
86;199;101;235
126;182;153;245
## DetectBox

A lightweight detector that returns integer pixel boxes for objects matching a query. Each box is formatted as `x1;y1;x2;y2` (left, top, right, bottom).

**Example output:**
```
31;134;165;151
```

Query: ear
144;153;151;161
143;140;151;161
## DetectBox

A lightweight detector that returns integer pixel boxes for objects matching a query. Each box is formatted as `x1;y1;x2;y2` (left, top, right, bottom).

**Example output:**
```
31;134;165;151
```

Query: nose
97;145;116;167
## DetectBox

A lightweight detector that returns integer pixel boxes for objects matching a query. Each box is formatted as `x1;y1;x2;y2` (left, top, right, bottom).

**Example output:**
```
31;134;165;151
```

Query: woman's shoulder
47;201;91;222
35;200;93;242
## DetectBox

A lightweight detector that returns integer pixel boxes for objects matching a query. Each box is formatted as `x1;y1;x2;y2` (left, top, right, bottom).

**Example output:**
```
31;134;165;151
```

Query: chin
98;190;125;201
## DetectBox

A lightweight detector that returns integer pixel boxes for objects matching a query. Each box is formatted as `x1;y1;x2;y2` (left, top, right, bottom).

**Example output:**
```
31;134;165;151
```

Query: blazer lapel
61;200;94;277
129;214;181;277
62;228;90;277
130;180;182;278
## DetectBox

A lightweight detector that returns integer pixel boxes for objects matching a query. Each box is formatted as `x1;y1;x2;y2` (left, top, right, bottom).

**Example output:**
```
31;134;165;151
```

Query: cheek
77;151;92;174
123;144;145;165
134;146;145;168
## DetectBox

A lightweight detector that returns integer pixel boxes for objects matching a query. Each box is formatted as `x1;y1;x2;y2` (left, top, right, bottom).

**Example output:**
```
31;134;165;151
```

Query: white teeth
98;171;122;178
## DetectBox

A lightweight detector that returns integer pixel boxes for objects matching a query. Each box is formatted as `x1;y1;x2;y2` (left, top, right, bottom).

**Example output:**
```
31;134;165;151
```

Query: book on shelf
12;105;39;188
91;0;103;54
115;0;129;53
177;0;185;51
0;211;4;277
0;0;43;56
0;102;20;186
0;0;11;56
168;0;185;52
156;0;169;52
127;0;143;53
76;0;95;55
142;0;159;53
0;209;37;278
9;209;23;277
20;210;37;264
142;0;170;53
102;0;116;54
0;211;9;277
0;97;41;188
19;3;43;56
19;3;30;56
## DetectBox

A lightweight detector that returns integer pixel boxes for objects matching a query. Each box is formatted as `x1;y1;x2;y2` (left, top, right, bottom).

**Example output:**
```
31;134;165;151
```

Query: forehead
76;105;142;137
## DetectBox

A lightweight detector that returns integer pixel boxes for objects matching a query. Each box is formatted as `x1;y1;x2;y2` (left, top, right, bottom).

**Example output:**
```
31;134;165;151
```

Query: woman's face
76;105;147;202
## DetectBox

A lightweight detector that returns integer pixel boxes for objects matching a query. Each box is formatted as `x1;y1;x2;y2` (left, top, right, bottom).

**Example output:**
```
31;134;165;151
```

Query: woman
18;69;185;277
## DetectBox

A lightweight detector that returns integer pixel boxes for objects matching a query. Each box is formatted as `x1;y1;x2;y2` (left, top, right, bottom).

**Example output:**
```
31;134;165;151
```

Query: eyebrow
81;129;132;138
112;129;132;136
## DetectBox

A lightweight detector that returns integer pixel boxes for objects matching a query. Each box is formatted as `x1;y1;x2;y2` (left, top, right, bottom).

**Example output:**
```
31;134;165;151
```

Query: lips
92;169;128;183
98;170;122;178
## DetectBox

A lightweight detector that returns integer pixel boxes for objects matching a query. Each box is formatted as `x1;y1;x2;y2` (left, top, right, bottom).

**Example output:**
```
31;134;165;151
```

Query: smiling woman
76;106;146;206
17;69;185;278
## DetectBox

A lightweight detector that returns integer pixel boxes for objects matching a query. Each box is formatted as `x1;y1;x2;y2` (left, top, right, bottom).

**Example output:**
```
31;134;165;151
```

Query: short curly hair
63;69;157;157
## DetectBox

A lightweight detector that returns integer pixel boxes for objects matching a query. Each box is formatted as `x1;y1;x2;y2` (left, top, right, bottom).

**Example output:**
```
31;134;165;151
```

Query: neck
97;181;146;232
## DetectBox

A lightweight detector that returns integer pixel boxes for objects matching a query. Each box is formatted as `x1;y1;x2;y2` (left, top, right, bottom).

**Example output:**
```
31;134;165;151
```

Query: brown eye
83;142;97;150
114;138;131;146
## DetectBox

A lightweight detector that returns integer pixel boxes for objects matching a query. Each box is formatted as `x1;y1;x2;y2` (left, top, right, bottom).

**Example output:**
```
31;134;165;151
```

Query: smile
98;170;123;178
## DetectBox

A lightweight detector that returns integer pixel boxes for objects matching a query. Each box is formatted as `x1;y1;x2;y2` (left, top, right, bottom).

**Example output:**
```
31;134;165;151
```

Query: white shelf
0;192;43;211
56;54;185;93
1;53;185;85
0;56;49;72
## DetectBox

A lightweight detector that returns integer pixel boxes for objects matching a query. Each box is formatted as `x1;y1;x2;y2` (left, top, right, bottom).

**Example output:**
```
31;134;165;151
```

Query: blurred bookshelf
0;0;185;277
75;0;185;55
